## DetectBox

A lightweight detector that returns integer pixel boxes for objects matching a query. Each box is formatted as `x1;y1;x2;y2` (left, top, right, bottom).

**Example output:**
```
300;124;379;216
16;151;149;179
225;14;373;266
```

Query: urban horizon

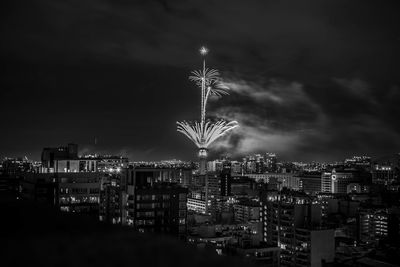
3;145;399;165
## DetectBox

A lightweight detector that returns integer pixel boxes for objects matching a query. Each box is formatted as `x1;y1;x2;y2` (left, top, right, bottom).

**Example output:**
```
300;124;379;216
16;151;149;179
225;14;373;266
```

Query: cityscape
2;1;400;267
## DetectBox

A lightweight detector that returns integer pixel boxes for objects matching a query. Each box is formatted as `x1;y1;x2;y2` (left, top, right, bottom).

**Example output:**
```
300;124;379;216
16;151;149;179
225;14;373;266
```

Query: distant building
53;159;98;173
321;168;371;194
245;173;300;191
298;171;321;195
372;165;395;185
344;156;371;169
231;176;257;196
88;155;128;173
1;157;36;175
220;162;232;196
358;208;399;245
371;153;400;186
233;200;260;223
321;172;332;193
41;143;78;173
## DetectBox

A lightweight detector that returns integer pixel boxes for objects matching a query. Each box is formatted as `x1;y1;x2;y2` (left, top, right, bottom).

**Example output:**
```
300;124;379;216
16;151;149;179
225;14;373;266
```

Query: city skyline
2;2;400;267
1;0;400;162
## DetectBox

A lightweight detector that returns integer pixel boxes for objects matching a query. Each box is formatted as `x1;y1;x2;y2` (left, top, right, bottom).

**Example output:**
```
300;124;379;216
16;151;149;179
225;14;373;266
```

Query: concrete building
298;172;321;195
321;169;371;194
358;208;399;245
99;172;128;224
260;190;335;267
126;167;188;240
41;143;78;173
21;172;102;215
245;173;300;191
233;200;260;223
321;172;332;193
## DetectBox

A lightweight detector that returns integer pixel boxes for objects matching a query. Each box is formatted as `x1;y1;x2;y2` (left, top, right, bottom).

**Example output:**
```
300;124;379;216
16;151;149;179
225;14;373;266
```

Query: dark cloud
1;0;399;161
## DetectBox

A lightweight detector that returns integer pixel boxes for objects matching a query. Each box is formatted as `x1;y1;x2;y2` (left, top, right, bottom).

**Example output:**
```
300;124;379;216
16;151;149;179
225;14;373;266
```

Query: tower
176;47;239;214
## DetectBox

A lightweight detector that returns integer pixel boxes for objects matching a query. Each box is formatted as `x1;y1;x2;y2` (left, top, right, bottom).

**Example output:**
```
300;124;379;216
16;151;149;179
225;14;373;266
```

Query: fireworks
177;120;238;150
176;47;238;171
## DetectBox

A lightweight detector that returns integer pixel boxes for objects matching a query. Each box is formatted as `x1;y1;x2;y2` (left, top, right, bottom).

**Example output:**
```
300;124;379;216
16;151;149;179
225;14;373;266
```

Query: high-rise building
126;167;188;240
321;172;332;193
220;162;232;197
99;172;128;224
260;190;334;267
265;153;277;172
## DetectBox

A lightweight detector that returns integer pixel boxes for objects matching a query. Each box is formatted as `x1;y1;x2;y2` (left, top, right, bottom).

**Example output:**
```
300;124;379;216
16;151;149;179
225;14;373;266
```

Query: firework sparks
199;46;209;56
177;47;238;176
177;120;239;149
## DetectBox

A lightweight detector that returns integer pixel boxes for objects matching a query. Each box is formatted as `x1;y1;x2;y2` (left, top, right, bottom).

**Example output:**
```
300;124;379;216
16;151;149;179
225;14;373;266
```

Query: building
371;153;400;186
207;160;223;173
126;167;188;240
229;245;280;267
233;200;260;223
220;162;232;196
372;165;395;185
41;143;78;173
260;190;335;267
1;157;37;175
245;173;300;191
242;153;277;174
231;176;257;196
21;172;102;215
358;208;399;245
298;172;321;195
53;159;98;173
187;196;208;214
321;168;371;194
321;172;332;193
99;172;128;224
292;228;335;267
88;155;129;173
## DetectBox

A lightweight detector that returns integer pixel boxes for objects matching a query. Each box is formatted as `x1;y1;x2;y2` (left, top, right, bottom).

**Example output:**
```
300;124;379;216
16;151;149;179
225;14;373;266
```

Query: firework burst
176;47;238;175
177;120;239;149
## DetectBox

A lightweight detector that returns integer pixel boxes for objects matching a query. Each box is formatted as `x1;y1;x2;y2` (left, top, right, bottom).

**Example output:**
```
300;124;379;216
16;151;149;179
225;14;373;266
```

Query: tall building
99;172;127;224
265;153;277;172
126;167;188;240
220;161;232;197
321;172;332;193
260;190;334;267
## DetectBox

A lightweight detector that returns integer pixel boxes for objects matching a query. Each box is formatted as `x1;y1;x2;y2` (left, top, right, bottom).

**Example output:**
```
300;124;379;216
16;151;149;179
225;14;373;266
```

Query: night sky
1;0;400;162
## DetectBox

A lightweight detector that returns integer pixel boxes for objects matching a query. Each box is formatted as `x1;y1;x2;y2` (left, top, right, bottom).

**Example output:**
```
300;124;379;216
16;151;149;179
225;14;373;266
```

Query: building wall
310;229;335;267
